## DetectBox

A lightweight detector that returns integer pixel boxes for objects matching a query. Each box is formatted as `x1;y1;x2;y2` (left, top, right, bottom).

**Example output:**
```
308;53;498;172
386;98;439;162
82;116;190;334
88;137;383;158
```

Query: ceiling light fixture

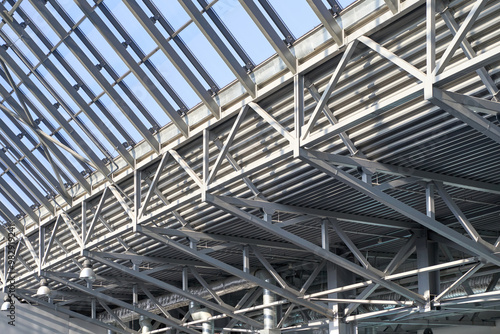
36;278;51;296
1;295;12;311
79;259;96;282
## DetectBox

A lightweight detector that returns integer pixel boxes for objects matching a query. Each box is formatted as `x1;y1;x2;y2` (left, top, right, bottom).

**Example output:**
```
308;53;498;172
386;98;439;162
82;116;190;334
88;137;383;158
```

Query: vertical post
182;266;189;292
132;260;141;306
425;0;436;99
417;183;439;311
294;74;304;158
323;219;356;334
38;225;45;274
3;245;7;292
134;169;142;230
243;245;250;274
203;128;210;192
88;281;96;319
361;172;372;185
426;183;435;219
82;201;87;248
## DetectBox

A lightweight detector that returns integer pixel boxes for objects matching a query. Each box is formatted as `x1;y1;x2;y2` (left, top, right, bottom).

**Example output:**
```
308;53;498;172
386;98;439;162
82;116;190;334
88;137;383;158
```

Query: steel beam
138;154;169;219
299;150;500;267
302;148;500;195
305;82;361;156
248;102;294;143
136;225;333;317
303;84;424;147
28;0;160;154
435;0;489;75
206;194;426;304
17;291;132;334
0;148;54;213
435;181;492;249
239;0;296;73
306;0;343;45
359;36;425;82
302;40;358;139
178;0;256;98
0;46;110;176
44;271;201;334
148;226;308;252
430;88;500;145
0;168;38;222
197;0;255;71
217;195;416;229
434;45;500;85
169;149;203;188
143;0;219;92
0;118;70;204
0;9;135;168
433;89;500;115
83;250;263;329
74;0;189;137
207;105;249;184
434;262;484;302
438;4;498;96
121;0;220;119
0;80;91;193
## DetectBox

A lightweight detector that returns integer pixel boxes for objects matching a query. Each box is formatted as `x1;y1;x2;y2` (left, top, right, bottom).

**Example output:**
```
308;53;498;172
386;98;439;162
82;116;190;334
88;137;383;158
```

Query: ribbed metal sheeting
2;0;500;331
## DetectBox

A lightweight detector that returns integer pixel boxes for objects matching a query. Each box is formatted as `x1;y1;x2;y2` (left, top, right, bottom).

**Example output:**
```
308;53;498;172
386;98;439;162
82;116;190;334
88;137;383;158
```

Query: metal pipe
139;315;153;333
190;302;213;334
255;269;277;330
305;256;479;299
310;298;414;306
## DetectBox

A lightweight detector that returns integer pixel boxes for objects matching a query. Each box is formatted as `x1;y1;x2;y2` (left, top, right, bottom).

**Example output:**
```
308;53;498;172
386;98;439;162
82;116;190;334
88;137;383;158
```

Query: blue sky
0;0;358;219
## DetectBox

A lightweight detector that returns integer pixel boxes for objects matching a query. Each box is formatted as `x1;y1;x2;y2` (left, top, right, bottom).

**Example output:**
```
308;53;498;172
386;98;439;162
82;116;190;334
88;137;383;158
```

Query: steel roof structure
1;0;500;333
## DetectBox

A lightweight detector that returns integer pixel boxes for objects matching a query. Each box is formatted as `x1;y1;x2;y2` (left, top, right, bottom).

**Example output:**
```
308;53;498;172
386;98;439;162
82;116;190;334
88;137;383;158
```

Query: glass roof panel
266;0;321;39
151;0;192;30
179;22;236;88
339;0;357;8
77;111;115;156
107;1;158;55
44;2;72;32
51;0;84;23
18;4;60;47
214;1;274;65
144;51;199;111
0;0;369;212
0;188;22;215
56;44;102;96
98;92;142;142
78;18;129;77
3;164;39;206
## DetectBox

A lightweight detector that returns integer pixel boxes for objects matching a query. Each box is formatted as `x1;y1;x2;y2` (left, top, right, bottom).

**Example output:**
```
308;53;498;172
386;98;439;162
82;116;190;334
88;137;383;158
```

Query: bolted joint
150;14;160;23
424;80;434;101
244;63;255;74
121;40;132;48
178;107;188;117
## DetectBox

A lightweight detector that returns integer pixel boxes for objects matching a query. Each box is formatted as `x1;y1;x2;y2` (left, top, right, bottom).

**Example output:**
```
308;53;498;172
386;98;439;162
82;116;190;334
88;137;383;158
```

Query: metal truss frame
1;0;500;333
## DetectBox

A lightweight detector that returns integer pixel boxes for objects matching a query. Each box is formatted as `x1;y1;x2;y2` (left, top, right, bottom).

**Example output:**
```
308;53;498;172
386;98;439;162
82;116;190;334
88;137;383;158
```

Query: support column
417;229;439;311
323;220;357;334
417;184;439;311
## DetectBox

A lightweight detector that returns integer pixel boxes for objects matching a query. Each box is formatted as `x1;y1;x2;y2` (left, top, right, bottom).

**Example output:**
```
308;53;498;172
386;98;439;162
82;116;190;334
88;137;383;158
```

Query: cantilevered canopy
2;0;500;334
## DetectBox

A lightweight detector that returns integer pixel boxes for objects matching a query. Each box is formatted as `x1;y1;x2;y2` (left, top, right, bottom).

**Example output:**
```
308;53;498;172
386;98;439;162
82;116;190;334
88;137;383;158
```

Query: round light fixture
36;278;51;296
79;259;96;282
1;295;12;311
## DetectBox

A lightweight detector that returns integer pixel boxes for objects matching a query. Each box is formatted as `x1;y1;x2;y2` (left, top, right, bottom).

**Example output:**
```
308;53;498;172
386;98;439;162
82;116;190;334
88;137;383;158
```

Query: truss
1;0;500;333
